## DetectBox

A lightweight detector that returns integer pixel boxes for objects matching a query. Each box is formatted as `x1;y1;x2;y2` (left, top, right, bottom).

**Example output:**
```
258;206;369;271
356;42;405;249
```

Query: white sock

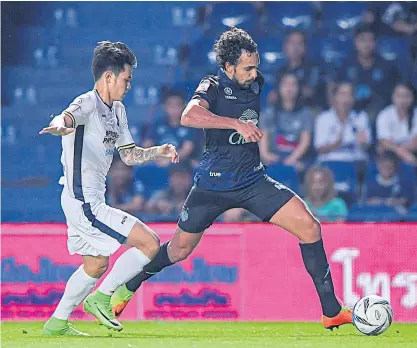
98;248;151;295
53;265;98;320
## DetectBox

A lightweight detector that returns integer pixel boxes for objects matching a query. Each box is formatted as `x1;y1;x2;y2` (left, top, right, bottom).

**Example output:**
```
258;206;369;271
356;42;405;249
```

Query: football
353;295;393;336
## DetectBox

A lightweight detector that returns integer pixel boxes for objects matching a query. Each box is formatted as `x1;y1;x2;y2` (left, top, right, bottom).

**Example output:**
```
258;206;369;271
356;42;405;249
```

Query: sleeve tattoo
119;146;159;166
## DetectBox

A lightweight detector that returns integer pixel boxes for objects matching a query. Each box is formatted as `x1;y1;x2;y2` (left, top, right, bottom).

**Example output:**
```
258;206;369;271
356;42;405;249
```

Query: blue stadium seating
347;203;403;222
321;2;366;37
265;163;300;193
264;2;315;32
206;2;258;35
134;164;169;198
319;161;357;205
406;204;417;221
310;36;353;66
377;37;412;78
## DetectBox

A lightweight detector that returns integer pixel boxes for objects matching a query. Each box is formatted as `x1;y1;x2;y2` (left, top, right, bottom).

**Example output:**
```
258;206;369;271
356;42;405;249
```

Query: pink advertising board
1;223;416;322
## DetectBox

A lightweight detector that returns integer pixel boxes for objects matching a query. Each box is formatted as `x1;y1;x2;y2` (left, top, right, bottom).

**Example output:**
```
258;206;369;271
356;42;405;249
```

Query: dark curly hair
213;27;258;68
92;41;137;82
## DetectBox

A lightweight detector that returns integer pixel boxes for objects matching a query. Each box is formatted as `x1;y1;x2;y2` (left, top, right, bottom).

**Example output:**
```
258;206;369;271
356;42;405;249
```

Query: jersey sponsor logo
209;171;221;177
228;109;259;145
224;87;233;95
224;87;237;100
105;149;113;157
103;130;119;145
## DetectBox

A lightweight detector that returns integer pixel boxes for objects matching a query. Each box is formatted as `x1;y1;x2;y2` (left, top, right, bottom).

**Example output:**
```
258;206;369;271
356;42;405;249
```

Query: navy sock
126;241;173;292
299;239;341;317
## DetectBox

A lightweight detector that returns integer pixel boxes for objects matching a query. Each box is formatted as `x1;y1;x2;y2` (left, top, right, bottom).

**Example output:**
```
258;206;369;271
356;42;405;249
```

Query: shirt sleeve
191;77;218;107
331;198;348;218
301;108;314;133
314;112;331;149
115;104;135;151
411;109;417;137
376;108;391;140
259;106;275;130
357;111;372;144
63;93;95;127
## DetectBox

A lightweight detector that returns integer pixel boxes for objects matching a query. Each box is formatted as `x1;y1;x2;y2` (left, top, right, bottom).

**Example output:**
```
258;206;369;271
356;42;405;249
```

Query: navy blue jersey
191;69;265;191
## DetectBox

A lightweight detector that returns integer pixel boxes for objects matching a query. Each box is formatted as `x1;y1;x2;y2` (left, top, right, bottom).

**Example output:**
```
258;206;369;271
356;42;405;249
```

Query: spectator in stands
107;158;145;215
315;82;371;163
365;151;414;208
268;30;326;109
330;25;400;121
260;73;313;171
376;82;417;166
143;90;197;166
304;166;348;222
362;2;417;37
146;162;192;216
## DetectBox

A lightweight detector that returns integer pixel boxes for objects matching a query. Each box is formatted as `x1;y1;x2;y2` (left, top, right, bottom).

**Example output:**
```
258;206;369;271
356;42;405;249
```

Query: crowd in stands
3;1;417;222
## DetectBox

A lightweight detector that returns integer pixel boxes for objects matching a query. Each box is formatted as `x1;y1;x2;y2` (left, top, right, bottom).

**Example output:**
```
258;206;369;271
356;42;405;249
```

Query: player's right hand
39;126;75;136
236;120;263;143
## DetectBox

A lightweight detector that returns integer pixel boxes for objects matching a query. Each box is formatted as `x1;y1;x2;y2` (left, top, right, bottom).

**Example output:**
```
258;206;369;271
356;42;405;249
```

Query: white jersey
60;90;135;203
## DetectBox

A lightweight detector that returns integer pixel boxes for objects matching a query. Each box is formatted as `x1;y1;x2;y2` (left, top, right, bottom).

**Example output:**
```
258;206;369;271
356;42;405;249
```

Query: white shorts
61;187;138;256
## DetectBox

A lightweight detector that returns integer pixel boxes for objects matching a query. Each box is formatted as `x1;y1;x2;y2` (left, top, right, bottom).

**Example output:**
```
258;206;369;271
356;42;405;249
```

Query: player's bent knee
300;218;321;244
83;256;109;278
127;221;160;259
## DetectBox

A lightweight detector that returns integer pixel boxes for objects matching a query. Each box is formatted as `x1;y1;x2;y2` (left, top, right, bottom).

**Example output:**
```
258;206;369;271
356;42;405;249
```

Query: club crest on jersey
228;109;259;145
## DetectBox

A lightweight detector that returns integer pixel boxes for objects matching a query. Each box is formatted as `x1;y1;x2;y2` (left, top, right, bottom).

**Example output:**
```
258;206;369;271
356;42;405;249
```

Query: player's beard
233;75;252;90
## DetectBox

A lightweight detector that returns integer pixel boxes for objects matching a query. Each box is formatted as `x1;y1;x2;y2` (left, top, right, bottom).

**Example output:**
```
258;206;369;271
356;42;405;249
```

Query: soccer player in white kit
39;41;179;336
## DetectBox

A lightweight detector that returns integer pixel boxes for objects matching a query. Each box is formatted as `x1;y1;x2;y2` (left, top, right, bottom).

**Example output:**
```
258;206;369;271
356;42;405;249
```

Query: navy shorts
178;174;295;233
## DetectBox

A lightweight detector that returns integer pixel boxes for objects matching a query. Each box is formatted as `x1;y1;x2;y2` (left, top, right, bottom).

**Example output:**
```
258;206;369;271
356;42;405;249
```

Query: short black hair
213;27;258;68
333;81;354;96
354;24;375;38
91;41;137;82
162;88;186;104
377;150;399;166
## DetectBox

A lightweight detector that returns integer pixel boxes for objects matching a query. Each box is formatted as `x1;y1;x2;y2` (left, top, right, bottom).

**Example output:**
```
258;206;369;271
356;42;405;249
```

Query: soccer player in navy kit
111;28;352;329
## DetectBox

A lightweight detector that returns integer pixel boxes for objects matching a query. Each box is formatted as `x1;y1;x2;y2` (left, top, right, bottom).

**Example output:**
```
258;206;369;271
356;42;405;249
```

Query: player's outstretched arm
119;144;179;166
181;99;263;143
39;114;75;136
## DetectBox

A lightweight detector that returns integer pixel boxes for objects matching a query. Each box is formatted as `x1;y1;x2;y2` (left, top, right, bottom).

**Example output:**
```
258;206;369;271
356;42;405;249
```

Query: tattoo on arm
119;146;159;166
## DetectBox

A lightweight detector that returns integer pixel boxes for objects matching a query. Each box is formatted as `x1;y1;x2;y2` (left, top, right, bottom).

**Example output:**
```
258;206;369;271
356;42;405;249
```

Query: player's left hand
157;144;180;163
39;125;75;136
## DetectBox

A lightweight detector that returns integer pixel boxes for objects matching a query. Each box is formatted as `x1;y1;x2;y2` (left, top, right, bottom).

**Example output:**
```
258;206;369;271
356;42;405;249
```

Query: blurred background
2;1;417;224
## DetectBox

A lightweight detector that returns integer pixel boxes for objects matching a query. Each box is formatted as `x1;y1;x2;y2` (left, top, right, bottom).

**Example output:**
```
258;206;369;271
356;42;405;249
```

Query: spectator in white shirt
314;82;372;163
377;82;417;166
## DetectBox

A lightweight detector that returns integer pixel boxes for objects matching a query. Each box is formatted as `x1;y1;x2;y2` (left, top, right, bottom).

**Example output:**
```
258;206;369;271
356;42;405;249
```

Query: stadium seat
206;2;258;35
406;204;417;221
255;36;285;73
319;161;357;205
377;37;412;78
310;36;353;65
134;164;169;198
265;163;300;193
347;204;403;222
264;2;315;32
321;2;365;37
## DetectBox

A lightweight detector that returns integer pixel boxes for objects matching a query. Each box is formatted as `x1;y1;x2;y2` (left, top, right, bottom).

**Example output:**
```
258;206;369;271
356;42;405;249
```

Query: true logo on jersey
103;130;119;145
224;87;237;100
229;109;259;145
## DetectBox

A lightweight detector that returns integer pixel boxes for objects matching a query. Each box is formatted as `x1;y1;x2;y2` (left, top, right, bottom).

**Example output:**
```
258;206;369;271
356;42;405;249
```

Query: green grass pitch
2;321;416;348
